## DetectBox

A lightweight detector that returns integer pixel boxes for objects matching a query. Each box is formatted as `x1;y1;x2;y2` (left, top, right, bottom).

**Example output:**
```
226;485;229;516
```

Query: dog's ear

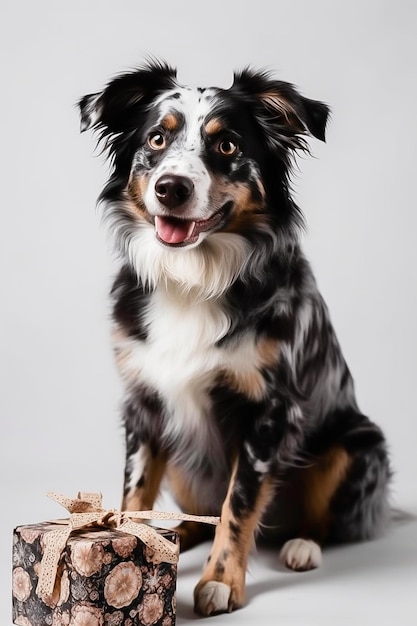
297;97;329;142
232;68;330;144
78;61;178;134
259;89;329;142
79;93;102;132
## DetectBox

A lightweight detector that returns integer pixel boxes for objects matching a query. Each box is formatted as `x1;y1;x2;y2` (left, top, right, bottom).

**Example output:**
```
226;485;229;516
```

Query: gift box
12;493;186;626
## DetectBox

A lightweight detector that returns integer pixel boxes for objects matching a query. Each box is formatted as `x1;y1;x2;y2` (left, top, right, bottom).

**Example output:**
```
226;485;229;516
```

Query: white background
1;1;416;624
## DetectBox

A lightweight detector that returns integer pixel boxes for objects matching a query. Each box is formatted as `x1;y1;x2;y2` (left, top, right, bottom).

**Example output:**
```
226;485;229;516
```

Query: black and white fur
79;61;391;616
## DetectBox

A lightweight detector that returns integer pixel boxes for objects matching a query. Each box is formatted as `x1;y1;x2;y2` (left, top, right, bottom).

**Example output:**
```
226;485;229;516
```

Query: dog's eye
217;138;239;157
147;132;166;151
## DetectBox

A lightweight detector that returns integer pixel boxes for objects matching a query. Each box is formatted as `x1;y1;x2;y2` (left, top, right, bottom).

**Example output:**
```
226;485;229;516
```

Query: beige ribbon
36;491;219;601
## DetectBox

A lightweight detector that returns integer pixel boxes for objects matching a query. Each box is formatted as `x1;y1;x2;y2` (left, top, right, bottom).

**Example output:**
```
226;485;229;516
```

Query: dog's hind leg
327;430;391;543
279;416;391;570
279;445;351;571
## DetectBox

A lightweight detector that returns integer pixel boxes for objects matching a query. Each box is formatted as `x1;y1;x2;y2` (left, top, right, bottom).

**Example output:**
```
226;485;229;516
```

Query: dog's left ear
232;69;330;143
260;89;329;142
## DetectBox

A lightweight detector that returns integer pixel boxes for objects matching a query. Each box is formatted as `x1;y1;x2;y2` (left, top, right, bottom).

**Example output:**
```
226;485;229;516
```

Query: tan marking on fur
205;117;224;136
114;352;140;382
261;91;292;115
222;369;266;401
166;464;217;551
112;327;127;344
208;174;266;234
127;172;150;218
166;464;206;514
112;327;143;384
122;454;167;511
221;338;280;401
174;520;215;552
115;350;141;384
231;183;254;210
260;91;303;131
224;181;267;233
194;462;274;612
258;337;281;367
301;447;352;540
161;112;180;132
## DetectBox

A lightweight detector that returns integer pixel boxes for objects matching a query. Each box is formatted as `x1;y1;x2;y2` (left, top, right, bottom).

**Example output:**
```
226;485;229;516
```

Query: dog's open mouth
154;202;233;247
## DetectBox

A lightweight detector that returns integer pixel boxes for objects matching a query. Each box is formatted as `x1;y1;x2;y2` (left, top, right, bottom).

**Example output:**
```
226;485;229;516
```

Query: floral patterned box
12;521;178;626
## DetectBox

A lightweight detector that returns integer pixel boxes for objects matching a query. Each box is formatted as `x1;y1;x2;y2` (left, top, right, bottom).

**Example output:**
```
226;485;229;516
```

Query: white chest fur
141;288;231;422
114;285;265;457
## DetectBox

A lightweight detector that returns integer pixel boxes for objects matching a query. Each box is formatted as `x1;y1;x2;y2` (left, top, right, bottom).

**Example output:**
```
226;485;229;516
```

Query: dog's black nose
154;175;194;209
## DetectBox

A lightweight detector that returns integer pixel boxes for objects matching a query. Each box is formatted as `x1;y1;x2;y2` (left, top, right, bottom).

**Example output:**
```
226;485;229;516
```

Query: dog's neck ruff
126;221;251;300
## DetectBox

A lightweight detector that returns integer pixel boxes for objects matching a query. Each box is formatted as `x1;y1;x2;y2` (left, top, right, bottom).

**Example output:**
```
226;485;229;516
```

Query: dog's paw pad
280;538;322;571
194;581;232;616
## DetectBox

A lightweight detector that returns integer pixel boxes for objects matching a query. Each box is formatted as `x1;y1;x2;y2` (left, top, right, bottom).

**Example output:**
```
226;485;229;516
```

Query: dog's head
79;61;329;293
80;64;328;247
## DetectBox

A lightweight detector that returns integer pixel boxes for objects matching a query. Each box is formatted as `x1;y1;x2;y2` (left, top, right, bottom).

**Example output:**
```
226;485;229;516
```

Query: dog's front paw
194;581;232;616
194;578;244;616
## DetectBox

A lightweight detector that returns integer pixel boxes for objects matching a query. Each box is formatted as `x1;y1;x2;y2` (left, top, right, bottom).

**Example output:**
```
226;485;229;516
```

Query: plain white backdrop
2;1;416;624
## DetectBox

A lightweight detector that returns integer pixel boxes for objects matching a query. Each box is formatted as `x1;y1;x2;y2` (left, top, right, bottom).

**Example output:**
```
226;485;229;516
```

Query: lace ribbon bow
36;491;220;600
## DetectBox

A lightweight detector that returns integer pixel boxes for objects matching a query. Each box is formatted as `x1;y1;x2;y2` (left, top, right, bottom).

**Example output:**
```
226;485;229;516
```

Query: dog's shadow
175;509;417;622
249;508;417;594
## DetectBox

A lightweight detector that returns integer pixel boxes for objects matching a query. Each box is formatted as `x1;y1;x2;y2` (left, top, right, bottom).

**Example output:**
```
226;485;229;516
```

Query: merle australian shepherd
79;61;391;616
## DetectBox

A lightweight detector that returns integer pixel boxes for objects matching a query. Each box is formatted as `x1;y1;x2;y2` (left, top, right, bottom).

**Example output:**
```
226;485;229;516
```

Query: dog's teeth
187;221;196;238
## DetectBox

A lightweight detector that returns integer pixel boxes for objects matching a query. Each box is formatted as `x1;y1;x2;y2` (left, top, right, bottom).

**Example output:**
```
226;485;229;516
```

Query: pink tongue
155;217;195;244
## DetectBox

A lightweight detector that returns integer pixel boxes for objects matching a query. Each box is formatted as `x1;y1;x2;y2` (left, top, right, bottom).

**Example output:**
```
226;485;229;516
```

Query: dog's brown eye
148;132;166;150
217;138;239;156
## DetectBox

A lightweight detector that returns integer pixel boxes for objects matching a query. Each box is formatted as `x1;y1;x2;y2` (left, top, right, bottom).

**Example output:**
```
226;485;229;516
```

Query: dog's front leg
122;442;167;511
121;394;167;512
194;407;285;616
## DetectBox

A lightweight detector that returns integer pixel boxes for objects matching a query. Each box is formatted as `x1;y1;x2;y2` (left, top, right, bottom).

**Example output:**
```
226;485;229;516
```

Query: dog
79;60;391;616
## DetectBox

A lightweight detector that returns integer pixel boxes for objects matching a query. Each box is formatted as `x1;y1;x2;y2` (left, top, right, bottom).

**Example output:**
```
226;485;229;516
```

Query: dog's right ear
79;93;102;132
77;60;178;135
